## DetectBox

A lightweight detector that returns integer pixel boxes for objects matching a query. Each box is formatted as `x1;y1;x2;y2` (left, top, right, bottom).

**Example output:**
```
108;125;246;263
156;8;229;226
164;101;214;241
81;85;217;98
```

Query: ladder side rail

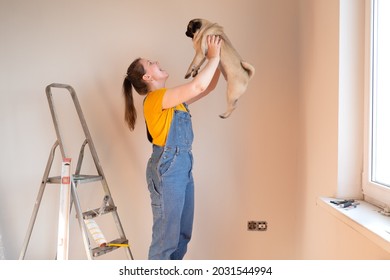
111;211;134;260
19;141;59;260
67;86;106;178
75;139;88;176
67;139;87;220
45;84;68;159
126;245;134;260
109;208;134;259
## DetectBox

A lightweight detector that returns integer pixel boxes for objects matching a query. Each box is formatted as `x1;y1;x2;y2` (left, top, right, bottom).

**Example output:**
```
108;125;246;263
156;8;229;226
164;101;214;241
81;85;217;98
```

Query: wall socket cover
248;221;267;231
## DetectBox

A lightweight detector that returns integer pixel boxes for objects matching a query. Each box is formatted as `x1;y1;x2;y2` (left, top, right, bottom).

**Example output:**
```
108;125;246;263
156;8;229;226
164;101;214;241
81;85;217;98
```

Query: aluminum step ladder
19;83;134;260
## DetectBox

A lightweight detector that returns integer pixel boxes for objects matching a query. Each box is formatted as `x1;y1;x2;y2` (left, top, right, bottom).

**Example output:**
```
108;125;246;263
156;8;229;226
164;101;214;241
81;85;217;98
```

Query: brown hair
123;58;149;131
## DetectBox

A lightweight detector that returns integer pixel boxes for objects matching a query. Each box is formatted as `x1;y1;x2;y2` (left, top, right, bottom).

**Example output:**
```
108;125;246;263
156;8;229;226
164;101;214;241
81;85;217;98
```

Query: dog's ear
185;19;202;38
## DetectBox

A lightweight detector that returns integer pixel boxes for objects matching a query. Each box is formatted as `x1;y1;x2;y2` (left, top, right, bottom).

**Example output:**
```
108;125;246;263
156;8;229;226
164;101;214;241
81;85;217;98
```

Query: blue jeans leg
147;149;194;260
171;174;194;260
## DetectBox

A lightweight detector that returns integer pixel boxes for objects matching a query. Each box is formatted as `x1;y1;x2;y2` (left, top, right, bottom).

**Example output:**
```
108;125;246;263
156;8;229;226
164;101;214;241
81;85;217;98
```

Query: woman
122;35;222;260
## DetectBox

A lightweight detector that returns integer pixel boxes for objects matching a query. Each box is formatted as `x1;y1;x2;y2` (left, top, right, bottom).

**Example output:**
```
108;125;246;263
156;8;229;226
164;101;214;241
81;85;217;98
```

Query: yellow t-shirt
143;88;187;146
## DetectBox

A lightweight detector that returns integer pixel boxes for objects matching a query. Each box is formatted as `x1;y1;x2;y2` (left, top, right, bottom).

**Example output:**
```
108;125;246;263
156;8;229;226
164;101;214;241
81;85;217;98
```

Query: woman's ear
143;74;151;81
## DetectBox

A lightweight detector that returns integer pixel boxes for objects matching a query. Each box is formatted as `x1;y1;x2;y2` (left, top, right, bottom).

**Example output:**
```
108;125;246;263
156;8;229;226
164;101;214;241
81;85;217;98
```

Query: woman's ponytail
123;76;136;131
122;58;149;131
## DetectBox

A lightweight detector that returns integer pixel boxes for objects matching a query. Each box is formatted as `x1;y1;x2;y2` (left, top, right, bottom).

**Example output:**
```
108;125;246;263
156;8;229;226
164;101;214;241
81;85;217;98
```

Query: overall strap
143;97;153;143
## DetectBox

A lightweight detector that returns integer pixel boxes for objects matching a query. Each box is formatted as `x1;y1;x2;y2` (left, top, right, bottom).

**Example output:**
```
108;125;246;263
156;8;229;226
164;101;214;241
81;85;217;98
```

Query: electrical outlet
248;221;267;231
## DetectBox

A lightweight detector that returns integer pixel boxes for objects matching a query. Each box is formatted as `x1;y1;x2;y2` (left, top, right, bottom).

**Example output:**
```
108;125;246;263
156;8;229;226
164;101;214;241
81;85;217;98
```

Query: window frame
362;0;390;207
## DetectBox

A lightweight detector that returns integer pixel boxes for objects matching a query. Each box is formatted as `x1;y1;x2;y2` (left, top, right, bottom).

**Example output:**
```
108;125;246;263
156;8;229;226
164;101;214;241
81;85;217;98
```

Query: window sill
317;197;390;253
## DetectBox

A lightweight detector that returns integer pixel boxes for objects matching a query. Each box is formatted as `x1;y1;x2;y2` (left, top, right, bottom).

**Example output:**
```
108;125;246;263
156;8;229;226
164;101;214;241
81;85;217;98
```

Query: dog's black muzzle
185;30;193;38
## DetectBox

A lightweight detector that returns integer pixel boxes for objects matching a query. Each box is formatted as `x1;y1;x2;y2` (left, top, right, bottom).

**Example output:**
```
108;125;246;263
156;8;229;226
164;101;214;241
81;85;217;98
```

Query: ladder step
47;174;103;184
83;205;117;219
92;238;128;257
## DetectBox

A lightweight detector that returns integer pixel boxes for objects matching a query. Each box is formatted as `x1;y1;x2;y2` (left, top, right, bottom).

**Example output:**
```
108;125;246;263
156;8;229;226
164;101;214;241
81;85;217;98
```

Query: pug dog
185;18;255;118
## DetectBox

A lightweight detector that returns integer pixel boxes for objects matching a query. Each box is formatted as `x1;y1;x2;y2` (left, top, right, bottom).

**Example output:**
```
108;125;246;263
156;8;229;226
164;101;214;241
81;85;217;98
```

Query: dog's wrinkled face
185;19;203;38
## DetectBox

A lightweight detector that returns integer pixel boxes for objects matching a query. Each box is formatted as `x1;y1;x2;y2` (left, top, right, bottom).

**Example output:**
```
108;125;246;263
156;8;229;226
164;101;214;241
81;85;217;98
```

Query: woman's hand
206;35;222;60
162;35;222;109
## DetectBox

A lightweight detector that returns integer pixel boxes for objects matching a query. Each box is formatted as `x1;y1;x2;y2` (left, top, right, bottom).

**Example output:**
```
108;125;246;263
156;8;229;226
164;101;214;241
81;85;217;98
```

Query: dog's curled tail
241;61;255;80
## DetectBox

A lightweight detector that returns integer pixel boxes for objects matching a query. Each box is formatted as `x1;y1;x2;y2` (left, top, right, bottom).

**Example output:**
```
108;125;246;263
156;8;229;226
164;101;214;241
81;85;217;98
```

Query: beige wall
0;0;300;259
1;0;389;260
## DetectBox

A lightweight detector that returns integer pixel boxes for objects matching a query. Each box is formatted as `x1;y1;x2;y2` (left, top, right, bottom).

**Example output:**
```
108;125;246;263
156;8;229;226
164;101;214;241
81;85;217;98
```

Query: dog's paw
185;66;196;79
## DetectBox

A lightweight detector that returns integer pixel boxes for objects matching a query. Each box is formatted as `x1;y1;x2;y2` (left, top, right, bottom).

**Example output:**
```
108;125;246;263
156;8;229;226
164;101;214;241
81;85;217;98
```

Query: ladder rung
83;205;117;219
47;174;103;184
92;238;128;257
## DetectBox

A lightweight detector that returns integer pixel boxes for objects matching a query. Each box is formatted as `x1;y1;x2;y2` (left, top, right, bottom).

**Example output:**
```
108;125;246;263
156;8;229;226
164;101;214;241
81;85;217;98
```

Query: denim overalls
146;104;194;260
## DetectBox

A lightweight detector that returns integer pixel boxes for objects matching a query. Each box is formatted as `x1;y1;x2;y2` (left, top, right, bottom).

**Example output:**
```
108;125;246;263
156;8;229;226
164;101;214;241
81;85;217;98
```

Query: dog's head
185;19;205;38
